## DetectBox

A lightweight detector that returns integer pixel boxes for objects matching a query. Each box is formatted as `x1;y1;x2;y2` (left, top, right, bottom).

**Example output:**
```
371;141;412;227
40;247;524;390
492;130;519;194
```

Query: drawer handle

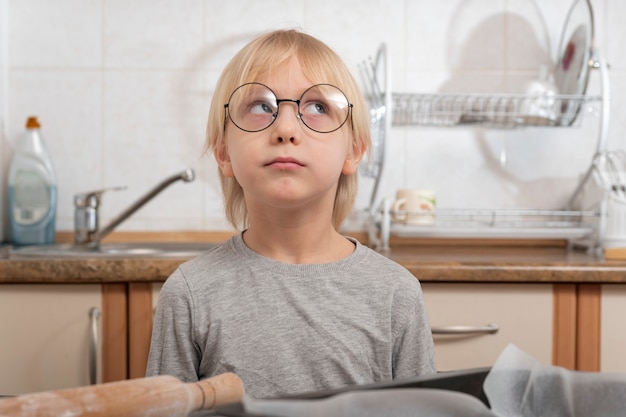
89;307;101;385
431;323;499;335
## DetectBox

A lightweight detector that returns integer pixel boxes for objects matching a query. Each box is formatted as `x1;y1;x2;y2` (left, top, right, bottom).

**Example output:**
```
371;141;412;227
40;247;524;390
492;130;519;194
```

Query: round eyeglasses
224;83;353;133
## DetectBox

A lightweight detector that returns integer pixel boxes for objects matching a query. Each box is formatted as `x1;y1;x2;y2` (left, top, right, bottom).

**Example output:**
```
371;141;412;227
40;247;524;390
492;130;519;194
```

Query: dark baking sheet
214;367;490;417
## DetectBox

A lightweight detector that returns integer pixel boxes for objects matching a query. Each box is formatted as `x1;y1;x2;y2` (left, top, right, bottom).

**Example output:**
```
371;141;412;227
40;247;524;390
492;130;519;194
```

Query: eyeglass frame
223;82;354;134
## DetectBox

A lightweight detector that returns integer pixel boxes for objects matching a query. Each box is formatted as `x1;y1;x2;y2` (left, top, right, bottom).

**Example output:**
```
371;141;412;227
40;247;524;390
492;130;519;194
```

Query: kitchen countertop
2;243;626;284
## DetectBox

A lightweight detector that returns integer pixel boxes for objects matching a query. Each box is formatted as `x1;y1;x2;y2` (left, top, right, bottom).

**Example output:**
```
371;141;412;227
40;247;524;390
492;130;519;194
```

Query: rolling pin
0;372;244;417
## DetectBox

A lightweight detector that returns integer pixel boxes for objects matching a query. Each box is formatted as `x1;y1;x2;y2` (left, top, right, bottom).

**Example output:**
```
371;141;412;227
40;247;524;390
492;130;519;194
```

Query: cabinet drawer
421;283;553;371
0;284;102;395
601;285;626;372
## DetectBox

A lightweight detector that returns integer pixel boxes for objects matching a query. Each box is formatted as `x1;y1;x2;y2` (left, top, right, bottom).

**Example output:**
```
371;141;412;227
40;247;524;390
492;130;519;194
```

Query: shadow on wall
441;11;552;93
172;32;261;197
434;2;592;209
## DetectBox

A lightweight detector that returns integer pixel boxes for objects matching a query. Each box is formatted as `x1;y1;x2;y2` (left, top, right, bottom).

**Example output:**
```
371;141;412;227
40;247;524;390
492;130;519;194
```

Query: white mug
392;189;436;225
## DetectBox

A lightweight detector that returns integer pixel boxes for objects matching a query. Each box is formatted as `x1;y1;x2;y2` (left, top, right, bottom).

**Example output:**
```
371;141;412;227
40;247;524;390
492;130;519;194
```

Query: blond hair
206;29;371;230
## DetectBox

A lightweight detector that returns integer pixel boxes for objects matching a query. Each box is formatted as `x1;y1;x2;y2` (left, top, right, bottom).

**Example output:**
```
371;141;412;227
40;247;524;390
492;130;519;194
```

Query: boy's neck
242;219;355;264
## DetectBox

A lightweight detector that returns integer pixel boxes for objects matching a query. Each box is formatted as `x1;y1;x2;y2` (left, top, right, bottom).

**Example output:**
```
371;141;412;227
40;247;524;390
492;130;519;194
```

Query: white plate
554;0;594;126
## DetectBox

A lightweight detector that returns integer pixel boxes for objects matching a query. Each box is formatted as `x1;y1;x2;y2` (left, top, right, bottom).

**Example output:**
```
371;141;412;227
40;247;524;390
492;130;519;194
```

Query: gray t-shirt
146;234;435;398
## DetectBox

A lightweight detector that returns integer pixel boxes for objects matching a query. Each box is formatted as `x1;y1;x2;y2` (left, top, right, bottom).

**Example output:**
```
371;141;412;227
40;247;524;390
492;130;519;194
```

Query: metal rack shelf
393;207;597;228
360;0;612;254
391;93;602;128
368;202;598;247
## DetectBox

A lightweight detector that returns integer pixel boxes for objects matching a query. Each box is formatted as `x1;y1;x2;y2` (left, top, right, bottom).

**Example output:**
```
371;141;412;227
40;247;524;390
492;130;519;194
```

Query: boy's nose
271;103;301;143
276;100;301;120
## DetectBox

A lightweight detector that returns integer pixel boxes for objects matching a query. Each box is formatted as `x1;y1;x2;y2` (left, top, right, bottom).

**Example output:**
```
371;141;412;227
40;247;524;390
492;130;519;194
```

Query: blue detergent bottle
8;116;58;246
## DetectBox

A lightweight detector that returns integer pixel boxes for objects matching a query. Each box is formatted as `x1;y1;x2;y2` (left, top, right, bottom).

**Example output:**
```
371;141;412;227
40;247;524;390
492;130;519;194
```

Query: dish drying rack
358;2;618;254
391;92;598;128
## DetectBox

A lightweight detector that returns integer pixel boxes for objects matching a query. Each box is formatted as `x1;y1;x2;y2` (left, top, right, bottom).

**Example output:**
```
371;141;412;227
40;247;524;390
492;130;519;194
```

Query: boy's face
215;58;362;216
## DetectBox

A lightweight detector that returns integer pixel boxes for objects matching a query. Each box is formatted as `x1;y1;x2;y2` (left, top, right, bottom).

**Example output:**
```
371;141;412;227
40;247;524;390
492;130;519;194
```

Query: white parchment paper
484;343;626;417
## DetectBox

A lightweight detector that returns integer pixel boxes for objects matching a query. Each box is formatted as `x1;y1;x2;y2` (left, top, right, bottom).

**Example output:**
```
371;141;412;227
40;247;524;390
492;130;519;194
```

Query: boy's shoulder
350;239;423;288
180;236;240;268
355;240;411;271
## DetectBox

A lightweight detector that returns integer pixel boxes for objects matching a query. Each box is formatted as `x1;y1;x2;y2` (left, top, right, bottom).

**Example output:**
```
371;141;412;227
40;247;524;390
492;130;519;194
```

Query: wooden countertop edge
0;258;183;283
2;231;626;284
405;265;626;283
2;257;626;284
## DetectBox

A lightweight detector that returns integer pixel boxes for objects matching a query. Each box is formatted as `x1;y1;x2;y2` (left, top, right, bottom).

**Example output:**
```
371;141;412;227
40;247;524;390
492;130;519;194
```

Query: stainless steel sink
8;242;218;259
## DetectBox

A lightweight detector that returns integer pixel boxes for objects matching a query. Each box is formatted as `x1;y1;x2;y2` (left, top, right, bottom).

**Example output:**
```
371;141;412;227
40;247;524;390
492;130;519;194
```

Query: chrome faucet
73;169;195;247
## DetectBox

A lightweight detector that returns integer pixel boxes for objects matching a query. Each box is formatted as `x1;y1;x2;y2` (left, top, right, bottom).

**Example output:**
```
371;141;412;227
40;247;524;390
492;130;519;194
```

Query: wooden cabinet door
421;283;554;372
0;284;102;395
127;282;163;379
601;284;626;372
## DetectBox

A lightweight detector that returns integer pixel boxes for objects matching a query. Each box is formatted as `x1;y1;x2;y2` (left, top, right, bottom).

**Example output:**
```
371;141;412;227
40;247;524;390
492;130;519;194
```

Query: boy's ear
342;140;366;175
214;142;235;177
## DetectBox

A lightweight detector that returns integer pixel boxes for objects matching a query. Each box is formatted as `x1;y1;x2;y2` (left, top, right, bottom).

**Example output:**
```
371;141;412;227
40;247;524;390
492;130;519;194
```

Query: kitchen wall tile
8;70;102;230
588;0;606;58
104;0;204;69
1;0;623;241
303;0;405;71
405;0;456;73
406;129;510;209
10;0;101;68
0;133;4;239
0;0;7;239
404;69;508;96
607;71;626;150
504;1;553;71
519;0;580;62
201;0;305;72
407;0;507;73
100;70;207;229
201;154;230;231
107;215;204;232
606;0;626;70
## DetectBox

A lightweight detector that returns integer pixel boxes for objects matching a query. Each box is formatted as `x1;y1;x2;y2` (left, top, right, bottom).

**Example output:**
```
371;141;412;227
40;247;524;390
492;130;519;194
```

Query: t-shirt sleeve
391;277;437;378
145;268;200;382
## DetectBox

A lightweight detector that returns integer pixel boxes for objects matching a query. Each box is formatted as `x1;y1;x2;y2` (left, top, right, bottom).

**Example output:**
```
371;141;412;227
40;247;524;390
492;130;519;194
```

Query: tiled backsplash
1;0;625;242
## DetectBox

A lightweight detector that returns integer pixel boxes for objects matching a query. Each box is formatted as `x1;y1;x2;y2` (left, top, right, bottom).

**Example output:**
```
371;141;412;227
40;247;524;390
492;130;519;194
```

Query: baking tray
214;367;490;417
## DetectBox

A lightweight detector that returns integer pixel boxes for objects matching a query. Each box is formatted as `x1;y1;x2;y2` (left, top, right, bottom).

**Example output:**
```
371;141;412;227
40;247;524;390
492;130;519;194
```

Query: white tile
8;70;103;228
0;0;6;240
528;0;581;60
504;1;553;71
606;70;626;151
101;70;207;227
407;0;506;72
303;0;405;70
361;127;411;207
95;175;205;232
202;160;234;231
606;1;626;69
10;0;101;68
588;0;606;58
2;0;623;237
104;0;204;68
405;0;454;72
202;0;305;71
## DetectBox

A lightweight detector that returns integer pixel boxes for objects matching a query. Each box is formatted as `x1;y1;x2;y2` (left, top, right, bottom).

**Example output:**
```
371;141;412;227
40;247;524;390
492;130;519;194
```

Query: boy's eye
302;101;327;115
249;101;275;114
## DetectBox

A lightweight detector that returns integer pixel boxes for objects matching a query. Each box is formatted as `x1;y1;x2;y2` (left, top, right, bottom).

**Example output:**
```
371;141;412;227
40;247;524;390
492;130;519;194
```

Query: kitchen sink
8;242;218;259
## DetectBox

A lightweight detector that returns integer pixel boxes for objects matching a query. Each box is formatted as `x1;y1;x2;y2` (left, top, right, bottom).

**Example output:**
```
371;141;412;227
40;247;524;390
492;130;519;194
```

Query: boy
146;29;435;398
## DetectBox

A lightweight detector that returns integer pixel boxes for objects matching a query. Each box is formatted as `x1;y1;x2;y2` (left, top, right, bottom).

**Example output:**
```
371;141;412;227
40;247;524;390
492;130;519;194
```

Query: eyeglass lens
226;83;351;133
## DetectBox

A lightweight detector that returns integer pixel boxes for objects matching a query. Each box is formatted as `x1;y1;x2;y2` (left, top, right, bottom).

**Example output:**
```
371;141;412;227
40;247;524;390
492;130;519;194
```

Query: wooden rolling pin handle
0;372;244;417
194;372;245;410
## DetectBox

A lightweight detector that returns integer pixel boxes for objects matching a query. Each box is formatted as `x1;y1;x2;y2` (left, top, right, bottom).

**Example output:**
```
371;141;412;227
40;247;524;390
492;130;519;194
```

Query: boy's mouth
265;157;305;169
